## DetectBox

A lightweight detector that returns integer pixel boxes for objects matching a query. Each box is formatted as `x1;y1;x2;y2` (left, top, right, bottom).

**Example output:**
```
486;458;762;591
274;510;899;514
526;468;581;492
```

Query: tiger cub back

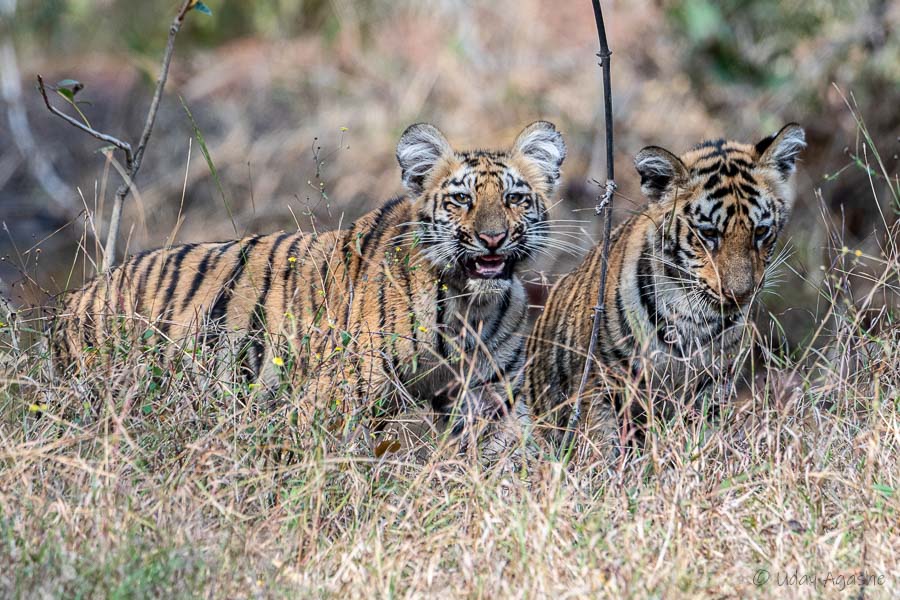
524;124;806;453
57;121;567;440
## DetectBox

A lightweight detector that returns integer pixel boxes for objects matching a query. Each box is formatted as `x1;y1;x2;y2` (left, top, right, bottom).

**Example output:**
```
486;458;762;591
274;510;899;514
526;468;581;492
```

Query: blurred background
1;0;898;349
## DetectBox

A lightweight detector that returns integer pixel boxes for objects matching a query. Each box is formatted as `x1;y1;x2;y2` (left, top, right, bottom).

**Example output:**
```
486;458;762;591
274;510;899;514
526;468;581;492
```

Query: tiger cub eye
452;193;472;206
697;224;719;240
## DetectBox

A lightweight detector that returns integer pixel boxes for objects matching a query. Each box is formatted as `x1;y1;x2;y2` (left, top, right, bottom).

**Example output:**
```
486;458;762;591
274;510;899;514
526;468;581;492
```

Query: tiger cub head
634;123;806;312
396;121;566;293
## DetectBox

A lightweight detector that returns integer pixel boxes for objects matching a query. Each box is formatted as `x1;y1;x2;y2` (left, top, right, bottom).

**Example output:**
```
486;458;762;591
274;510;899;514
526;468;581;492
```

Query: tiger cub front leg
426;377;518;457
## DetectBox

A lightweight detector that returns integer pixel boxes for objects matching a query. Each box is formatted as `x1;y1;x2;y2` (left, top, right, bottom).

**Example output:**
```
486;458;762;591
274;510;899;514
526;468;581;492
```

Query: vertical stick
36;0;198;272
101;0;196;271
561;0;616;456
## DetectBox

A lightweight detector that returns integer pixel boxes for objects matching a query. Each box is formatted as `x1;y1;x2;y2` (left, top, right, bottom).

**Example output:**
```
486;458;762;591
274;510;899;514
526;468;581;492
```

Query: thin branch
35;0;197;271
36;75;134;168
561;0;616;457
130;0;196;173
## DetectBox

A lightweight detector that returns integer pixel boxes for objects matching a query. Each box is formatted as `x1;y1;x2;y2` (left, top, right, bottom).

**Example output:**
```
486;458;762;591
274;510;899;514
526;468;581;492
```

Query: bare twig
36;76;134;166
561;0;616;456
36;0;198;272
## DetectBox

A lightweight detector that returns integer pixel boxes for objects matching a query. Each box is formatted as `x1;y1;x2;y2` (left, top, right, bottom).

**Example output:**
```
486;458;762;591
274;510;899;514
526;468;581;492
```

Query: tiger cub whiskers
55;121;568;452
523;123;806;456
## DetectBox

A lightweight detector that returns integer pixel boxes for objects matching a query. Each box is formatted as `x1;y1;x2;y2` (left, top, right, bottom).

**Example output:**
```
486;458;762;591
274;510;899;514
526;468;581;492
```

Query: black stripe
487;340;524;384
391;222;416;353
708;186;731;200
724;161;750;178
181;246;216;312
256;233;292;309
434;283;449;361
694;162;721;176
206;236;262;342
491;302;526;351
636;238;670;347
246;233;292;338
702;173;721;190
358;197;404;258
135;250;162;312
377;268;397;373
244;233;289;373
157;243;198;337
481;287;511;341
123;249;153;288
280;233;306;311
608;287;632;364
553;317;571;406
80;280;100;348
311;248;331;328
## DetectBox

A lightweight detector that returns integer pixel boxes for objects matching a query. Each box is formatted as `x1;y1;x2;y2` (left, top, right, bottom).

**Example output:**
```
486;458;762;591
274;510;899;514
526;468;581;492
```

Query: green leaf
873;483;894;498
56;78;83;91
56;88;74;102
55;78;83;96
193;1;212;15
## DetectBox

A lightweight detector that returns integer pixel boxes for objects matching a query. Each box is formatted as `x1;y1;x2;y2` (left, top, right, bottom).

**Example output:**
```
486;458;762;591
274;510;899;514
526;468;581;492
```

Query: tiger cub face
634;123;806;313
396;121;565;295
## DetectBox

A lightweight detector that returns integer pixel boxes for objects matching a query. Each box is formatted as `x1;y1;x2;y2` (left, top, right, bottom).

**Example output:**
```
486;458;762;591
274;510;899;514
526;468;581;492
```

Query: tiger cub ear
396;123;453;196
512;121;567;192
634;146;688;201
755;123;806;179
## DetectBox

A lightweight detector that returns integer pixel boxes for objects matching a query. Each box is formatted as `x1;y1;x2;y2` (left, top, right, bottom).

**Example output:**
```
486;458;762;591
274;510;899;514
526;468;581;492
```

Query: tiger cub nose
477;230;507;251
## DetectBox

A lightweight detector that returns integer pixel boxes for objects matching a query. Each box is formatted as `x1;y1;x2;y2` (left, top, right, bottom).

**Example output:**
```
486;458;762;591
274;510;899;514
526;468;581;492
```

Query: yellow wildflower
272;356;285;367
418;325;428;333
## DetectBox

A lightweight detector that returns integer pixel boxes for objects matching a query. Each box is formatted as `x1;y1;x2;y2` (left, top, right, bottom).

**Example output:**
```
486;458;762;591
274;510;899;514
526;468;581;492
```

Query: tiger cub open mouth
465;255;512;280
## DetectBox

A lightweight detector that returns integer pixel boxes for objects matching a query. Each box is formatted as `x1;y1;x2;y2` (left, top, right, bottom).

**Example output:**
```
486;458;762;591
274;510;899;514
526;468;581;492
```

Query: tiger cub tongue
474;255;506;278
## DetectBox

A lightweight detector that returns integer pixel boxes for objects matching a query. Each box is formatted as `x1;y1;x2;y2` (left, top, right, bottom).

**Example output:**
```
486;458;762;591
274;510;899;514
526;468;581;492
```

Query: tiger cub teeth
470;255;507;279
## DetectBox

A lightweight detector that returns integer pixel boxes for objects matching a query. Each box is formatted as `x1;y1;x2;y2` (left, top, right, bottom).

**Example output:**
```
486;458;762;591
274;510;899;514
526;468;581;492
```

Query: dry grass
1;1;899;596
1;122;899;599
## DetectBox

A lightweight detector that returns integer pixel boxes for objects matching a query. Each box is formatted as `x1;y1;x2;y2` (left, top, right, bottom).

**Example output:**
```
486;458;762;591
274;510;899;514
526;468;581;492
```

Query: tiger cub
524;124;805;453
57;122;566;439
